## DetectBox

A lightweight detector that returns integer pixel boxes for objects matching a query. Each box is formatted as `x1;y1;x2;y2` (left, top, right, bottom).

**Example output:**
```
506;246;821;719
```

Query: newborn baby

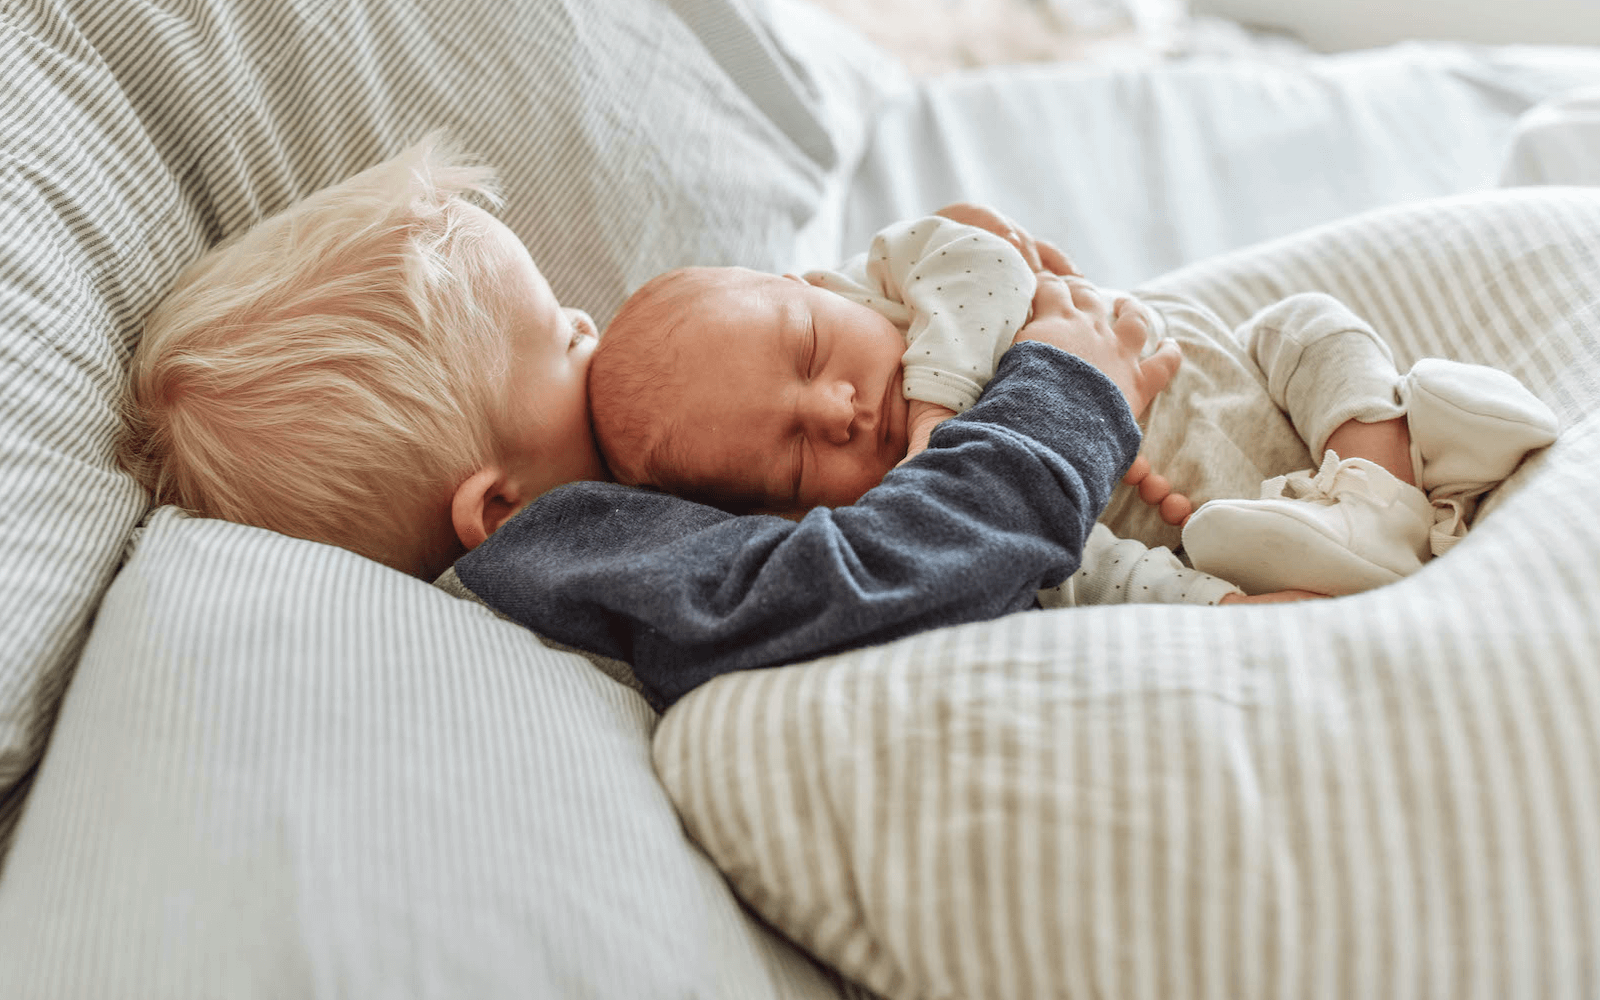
588;212;1557;605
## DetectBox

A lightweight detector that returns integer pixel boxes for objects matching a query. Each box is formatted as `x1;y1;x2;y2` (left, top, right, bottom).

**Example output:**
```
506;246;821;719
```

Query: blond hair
119;135;514;574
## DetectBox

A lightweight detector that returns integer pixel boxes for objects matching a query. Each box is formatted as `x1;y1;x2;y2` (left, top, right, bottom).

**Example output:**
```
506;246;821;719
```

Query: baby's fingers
1126;338;1182;418
1139;338;1182;388
1035;239;1078;277
1122;454;1152;486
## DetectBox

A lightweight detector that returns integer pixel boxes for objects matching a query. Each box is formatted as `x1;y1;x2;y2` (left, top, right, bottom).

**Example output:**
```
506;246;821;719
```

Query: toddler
590;212;1559;601
118;136;606;580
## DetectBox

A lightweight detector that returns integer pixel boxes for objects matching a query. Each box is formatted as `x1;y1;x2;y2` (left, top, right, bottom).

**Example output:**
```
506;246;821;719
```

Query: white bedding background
838;41;1600;286
1191;0;1600;52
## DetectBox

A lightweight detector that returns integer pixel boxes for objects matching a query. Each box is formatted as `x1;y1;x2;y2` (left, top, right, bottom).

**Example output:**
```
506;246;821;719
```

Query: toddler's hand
1016;272;1181;421
934;202;1077;276
899;400;958;465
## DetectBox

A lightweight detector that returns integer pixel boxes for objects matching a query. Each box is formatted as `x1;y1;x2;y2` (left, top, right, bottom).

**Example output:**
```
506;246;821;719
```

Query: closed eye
802;319;817;379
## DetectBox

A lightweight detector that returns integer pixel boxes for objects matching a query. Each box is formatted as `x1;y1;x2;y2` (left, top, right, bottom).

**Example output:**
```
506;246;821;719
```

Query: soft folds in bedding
0;508;841;997
653;188;1600;1000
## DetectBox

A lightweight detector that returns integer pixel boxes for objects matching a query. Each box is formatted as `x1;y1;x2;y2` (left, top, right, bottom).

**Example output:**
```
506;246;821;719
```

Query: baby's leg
1250;293;1557;501
1128;293;1407;527
1184;292;1556;594
1128;410;1421;526
1181;294;1425;594
1247;292;1406;461
1321;416;1412;485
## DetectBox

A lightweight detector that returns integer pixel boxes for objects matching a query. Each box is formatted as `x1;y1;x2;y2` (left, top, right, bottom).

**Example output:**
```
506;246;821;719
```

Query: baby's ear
451;466;524;550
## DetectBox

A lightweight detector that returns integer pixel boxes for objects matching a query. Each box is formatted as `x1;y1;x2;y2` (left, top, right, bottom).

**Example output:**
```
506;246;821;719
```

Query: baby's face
474;208;607;502
656;269;910;514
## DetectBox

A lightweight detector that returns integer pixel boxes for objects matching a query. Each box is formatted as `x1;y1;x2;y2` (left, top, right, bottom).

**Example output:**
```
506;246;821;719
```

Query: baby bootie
1182;452;1433;596
1401;357;1558;499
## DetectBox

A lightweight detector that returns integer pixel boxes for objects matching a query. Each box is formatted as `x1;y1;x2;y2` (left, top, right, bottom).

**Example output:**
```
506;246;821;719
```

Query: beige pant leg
1245;292;1406;456
1099;294;1311;554
1099;291;1407;556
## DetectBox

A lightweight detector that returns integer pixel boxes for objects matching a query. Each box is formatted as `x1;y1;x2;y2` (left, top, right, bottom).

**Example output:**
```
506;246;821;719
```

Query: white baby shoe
1182;452;1433;596
1401;357;1558;499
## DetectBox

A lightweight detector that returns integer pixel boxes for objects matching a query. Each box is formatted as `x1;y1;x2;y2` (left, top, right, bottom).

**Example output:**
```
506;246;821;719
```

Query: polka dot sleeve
1037;524;1245;608
805;215;1036;414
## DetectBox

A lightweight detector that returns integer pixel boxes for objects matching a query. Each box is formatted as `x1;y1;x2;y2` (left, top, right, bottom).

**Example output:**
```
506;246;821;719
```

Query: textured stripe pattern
0;0;889;851
0;509;848;997
654;187;1600;1000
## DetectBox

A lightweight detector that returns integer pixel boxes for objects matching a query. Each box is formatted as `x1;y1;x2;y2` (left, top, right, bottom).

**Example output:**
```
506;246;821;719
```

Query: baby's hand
899;400;958;465
1121;455;1193;526
1020;273;1181;422
933;202;1077;276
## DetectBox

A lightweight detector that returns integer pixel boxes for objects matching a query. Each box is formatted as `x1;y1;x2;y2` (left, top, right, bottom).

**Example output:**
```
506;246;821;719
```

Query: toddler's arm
456;344;1142;711
453;271;1184;711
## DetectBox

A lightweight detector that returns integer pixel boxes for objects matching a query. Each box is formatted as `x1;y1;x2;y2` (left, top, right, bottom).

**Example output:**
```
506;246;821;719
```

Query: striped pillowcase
654;187;1600;1000
0;509;850;996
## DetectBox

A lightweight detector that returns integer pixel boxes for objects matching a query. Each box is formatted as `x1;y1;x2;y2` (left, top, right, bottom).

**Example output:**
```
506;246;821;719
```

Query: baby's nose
801;380;858;445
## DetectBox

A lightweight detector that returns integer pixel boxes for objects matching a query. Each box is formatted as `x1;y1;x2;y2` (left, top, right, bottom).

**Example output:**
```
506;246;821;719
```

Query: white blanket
839;42;1600;285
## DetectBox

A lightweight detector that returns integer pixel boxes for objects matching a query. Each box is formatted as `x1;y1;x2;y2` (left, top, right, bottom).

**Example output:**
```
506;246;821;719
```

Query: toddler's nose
801;380;858;445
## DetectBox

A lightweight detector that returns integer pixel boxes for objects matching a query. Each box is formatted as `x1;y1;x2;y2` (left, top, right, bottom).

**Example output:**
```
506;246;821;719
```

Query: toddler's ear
451;466;525;551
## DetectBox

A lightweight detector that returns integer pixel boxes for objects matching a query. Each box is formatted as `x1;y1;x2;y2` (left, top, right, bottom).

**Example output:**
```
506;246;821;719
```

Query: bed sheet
838;42;1600;286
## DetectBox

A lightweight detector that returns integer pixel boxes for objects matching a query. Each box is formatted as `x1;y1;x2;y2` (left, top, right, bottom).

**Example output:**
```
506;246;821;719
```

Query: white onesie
805;216;1245;607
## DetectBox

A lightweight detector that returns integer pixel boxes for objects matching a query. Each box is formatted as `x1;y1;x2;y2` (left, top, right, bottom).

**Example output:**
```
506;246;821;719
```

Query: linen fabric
0;508;848;998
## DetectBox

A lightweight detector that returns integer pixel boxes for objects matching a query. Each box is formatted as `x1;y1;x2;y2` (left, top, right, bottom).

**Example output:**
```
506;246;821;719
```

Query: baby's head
119;136;606;578
590;265;911;516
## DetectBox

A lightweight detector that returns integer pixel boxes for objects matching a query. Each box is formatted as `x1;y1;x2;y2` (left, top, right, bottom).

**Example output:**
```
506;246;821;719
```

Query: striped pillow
0;509;849;997
654;188;1600;999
